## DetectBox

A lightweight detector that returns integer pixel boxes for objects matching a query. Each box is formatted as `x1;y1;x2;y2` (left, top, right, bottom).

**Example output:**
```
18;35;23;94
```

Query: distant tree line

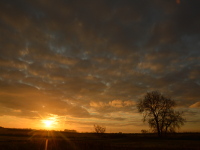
64;129;77;133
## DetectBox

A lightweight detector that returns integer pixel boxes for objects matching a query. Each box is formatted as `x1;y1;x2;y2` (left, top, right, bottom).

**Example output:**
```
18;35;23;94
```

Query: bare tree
137;91;185;137
94;124;106;134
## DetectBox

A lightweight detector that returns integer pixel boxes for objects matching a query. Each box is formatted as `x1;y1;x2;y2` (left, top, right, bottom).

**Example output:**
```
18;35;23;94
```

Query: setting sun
43;120;53;128
40;115;59;130
42;120;55;129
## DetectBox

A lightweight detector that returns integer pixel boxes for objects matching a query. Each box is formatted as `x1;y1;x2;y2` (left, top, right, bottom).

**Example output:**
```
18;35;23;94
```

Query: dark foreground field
0;129;200;150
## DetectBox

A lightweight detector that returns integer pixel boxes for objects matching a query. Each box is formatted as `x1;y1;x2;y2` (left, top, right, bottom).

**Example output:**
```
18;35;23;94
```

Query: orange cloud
189;102;200;108
90;100;135;108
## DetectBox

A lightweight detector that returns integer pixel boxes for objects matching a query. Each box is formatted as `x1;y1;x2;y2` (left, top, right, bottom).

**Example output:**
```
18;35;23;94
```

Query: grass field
0;128;200;150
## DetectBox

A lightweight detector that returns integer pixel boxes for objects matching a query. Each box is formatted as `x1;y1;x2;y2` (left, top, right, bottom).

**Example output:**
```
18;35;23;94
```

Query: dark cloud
0;0;199;132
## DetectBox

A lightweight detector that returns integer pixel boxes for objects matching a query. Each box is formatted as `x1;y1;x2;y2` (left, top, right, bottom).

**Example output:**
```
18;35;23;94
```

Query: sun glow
43;120;53;128
42;117;58;129
40;115;62;130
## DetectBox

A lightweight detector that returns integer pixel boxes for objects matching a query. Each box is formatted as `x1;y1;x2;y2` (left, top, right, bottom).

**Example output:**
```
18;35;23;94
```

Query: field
0;128;200;150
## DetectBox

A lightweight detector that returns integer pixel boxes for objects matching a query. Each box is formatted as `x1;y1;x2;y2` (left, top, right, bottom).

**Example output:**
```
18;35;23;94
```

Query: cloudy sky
0;0;200;132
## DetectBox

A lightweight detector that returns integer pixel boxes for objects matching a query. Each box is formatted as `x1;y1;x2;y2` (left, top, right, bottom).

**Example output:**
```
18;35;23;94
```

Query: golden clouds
190;102;200;108
90;100;135;108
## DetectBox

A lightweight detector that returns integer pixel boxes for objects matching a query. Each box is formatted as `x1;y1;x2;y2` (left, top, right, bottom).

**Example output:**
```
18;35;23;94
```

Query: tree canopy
137;91;186;137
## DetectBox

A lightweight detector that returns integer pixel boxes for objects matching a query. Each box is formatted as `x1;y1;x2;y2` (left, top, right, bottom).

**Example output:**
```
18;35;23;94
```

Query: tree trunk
155;116;161;137
152;111;161;137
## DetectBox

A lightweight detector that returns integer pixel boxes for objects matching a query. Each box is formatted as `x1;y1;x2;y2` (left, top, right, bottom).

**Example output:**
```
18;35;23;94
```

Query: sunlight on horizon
41;116;58;129
43;120;53;128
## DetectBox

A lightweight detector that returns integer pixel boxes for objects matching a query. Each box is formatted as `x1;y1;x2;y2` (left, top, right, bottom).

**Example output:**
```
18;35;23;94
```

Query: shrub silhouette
94;124;106;134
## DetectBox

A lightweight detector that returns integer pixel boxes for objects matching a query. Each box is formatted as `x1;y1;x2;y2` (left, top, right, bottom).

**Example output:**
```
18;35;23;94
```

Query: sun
42;120;54;128
41;115;59;129
44;120;53;127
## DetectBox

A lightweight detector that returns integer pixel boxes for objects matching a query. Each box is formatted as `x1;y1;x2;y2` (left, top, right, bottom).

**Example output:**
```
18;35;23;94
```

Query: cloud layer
0;0;200;132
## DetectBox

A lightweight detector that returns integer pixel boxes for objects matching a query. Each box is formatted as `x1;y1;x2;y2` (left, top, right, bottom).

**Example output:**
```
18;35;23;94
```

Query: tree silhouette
137;91;186;137
93;124;106;134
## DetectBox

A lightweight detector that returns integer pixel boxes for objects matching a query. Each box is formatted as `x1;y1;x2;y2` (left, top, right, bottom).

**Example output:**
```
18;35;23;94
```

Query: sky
0;0;200;133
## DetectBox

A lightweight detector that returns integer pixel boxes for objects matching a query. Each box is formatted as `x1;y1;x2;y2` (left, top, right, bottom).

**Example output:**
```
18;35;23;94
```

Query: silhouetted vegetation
93;124;106;134
64;129;77;133
137;91;186;137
